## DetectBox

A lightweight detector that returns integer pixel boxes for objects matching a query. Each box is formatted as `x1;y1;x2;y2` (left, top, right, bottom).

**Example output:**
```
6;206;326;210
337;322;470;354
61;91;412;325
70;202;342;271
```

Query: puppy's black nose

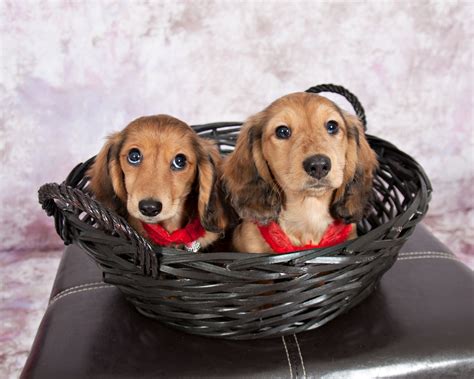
303;154;331;179
139;199;162;217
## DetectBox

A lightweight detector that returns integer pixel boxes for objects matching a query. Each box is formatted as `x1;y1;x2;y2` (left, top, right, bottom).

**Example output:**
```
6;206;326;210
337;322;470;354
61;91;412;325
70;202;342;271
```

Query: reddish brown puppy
223;93;378;253
88;115;228;251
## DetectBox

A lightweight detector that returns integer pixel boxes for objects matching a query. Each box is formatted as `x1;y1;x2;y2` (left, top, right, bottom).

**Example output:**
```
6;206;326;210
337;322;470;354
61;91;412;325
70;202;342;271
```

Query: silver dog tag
184;241;201;253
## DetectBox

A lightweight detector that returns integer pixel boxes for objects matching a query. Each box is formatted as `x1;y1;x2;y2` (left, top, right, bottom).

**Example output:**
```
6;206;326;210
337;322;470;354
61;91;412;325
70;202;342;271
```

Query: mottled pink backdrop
1;1;472;262
0;2;473;376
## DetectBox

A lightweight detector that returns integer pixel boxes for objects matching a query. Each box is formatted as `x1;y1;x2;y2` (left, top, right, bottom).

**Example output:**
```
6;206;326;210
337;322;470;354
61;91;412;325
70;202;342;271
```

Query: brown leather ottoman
21;225;474;378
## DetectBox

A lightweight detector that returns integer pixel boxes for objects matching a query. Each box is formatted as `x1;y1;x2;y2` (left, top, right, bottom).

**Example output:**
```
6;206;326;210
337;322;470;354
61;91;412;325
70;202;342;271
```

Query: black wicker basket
38;84;432;340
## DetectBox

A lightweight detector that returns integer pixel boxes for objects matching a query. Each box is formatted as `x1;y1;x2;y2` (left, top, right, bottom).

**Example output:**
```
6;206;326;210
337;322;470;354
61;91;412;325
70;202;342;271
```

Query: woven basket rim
39;133;432;272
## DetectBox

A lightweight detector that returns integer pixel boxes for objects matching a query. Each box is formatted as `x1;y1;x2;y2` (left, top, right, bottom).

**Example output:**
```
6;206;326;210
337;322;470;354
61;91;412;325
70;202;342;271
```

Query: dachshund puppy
223;93;378;253
88;115;228;251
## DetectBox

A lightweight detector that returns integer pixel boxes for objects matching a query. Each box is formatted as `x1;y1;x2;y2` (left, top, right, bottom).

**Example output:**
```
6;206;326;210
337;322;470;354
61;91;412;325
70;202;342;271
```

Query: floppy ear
87;132;127;215
330;113;378;223
222;113;282;224
195;139;229;233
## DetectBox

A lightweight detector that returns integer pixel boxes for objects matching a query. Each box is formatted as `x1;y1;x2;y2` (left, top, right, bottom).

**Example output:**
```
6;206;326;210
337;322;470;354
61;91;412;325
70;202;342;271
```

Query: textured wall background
0;1;472;264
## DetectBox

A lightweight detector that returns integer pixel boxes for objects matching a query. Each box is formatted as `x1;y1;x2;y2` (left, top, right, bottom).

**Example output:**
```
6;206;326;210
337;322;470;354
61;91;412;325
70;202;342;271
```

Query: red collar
257;220;353;254
141;217;206;248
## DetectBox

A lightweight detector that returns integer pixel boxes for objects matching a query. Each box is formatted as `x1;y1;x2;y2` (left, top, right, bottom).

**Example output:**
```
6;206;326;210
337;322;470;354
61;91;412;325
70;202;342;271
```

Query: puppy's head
88;115;227;232
223;92;378;224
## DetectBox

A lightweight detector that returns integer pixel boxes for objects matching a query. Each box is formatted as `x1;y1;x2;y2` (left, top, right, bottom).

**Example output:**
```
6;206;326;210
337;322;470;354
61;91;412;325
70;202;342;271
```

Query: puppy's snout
139;199;162;217
303;154;331;179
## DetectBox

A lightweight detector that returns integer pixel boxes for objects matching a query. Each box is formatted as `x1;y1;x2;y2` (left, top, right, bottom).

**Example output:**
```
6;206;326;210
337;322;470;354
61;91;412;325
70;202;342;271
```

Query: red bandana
257;220;353;254
141;217;206;247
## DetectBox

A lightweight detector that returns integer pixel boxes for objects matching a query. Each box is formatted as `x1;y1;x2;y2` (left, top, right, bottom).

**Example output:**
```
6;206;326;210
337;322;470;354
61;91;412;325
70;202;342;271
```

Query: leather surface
21;225;474;378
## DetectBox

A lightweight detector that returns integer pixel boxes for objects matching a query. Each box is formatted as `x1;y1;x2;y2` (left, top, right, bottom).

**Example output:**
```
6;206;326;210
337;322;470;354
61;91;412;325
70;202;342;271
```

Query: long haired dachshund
88;115;227;251
223;93;378;253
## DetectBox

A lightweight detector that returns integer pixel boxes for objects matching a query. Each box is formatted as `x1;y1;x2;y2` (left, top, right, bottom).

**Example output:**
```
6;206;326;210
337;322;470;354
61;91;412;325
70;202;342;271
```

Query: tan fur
223;93;378;253
88;115;228;249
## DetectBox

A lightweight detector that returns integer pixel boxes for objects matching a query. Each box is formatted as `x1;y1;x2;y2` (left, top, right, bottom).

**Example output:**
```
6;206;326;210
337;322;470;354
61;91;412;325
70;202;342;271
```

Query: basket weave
38;84;432;340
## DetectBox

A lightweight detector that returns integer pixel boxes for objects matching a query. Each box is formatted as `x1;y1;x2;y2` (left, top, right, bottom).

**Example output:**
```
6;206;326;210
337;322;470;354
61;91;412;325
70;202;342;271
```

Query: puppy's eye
127;148;142;165
171;154;187;170
275;125;291;139
326;120;339;135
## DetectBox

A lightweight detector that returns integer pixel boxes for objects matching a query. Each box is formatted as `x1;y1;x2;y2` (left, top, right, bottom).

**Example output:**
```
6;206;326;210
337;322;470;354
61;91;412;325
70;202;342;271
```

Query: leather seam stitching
49;285;115;305
286;334;301;378
49;281;106;302
293;334;307;378
281;335;294;379
399;251;454;257
398;256;459;262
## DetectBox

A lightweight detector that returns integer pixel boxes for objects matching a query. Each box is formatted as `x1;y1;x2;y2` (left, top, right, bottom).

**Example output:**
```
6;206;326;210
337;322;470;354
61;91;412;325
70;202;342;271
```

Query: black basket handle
305;84;367;131
38;163;159;277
